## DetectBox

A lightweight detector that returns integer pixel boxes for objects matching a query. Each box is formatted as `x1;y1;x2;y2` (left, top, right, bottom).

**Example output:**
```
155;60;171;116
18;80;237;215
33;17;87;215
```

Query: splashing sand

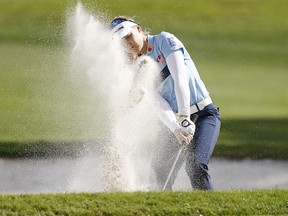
67;3;159;192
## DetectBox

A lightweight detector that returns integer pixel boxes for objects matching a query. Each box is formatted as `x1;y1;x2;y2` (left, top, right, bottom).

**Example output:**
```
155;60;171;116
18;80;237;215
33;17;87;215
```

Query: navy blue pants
149;103;221;190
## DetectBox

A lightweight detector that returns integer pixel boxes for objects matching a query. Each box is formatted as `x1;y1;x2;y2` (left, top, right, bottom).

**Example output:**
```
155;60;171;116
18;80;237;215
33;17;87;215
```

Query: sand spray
67;3;160;192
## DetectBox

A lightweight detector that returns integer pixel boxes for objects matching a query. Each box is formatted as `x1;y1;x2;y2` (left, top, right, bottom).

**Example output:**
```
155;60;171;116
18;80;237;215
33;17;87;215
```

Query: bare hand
174;129;193;146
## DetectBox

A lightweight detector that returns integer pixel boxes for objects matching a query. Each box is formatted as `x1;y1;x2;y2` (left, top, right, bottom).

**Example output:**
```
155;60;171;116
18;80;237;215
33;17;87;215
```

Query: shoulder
155;32;183;50
157;31;175;40
150;31;174;41
152;32;178;46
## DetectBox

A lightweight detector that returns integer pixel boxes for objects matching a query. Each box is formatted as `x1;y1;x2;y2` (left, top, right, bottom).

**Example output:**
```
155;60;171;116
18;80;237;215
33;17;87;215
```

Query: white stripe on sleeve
166;50;190;116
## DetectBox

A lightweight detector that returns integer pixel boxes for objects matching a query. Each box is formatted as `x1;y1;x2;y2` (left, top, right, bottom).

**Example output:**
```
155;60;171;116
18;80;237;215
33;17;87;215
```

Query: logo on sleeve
181;119;191;127
167;37;176;46
156;54;165;65
147;44;153;52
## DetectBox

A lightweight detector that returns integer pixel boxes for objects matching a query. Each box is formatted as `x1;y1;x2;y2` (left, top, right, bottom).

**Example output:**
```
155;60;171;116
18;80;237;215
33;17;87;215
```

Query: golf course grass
0;0;288;214
1;190;287;215
1;0;287;159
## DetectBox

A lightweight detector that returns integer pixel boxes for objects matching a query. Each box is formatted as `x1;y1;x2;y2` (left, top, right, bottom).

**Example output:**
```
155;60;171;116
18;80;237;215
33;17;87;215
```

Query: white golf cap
111;20;138;38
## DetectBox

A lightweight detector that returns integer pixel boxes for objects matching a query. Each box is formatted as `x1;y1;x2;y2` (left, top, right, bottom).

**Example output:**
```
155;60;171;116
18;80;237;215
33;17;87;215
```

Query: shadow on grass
214;118;288;160
0;140;101;159
0;118;287;160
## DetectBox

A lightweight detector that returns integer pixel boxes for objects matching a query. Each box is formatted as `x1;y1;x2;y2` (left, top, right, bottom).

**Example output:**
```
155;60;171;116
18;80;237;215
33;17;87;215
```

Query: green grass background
1;1;288;215
1;0;288;159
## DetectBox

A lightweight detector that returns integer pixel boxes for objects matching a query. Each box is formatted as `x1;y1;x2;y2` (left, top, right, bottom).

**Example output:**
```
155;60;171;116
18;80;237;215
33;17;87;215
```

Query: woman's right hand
174;128;193;146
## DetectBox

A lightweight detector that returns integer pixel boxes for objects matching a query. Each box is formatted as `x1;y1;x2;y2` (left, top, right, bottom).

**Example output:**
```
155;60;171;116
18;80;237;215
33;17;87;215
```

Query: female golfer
110;16;221;190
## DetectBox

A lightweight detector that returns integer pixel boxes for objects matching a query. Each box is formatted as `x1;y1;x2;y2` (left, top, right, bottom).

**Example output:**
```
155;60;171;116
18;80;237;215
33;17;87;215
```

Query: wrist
172;123;181;134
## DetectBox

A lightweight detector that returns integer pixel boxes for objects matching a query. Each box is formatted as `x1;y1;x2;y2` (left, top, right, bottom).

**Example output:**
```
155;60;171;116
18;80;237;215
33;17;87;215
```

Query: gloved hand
177;116;196;136
174;116;196;146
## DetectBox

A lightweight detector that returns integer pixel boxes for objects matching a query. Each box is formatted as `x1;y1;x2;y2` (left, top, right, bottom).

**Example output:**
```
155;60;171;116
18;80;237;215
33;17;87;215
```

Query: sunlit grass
0;0;287;158
0;1;288;214
0;190;287;215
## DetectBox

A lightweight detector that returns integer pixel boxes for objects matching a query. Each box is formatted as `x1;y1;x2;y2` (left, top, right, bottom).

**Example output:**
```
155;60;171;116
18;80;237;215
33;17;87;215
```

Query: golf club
162;114;198;191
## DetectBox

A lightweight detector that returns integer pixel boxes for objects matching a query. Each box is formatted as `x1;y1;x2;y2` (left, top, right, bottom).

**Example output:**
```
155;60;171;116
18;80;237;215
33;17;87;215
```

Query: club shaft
162;114;198;191
162;147;183;191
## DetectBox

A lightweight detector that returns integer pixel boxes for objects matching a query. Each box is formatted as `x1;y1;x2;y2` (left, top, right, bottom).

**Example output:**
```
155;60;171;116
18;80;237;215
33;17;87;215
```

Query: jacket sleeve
166;50;190;116
153;91;180;132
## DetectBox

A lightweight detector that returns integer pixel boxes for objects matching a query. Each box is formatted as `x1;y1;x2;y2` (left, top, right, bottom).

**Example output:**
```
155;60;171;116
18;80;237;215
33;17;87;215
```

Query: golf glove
177;117;196;137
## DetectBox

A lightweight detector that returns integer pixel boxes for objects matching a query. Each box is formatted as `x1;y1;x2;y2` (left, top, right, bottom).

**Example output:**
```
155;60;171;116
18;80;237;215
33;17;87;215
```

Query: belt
190;97;213;114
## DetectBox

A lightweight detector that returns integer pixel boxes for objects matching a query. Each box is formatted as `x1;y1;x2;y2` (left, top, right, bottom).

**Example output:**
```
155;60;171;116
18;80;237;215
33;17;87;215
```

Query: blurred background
0;0;287;159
